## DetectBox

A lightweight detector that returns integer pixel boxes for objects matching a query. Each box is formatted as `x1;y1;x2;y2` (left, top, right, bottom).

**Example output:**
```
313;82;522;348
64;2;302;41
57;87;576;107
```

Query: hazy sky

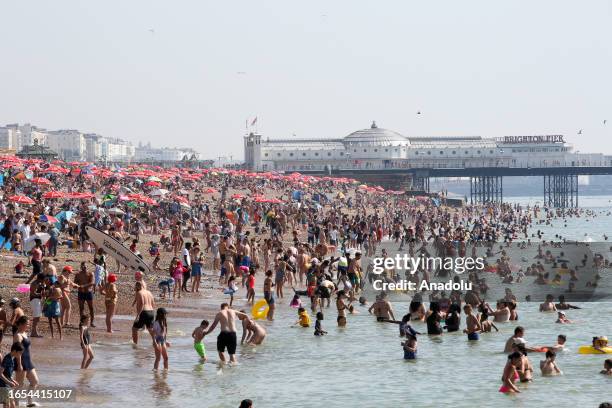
1;0;611;159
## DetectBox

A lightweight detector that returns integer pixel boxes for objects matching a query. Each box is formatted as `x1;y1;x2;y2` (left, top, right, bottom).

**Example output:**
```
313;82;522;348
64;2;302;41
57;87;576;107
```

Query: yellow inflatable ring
251;299;269;320
578;346;612;354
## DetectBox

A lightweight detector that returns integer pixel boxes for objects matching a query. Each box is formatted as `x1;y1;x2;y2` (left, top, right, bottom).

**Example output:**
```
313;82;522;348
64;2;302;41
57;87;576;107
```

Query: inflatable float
251;299;269;320
578;346;612;354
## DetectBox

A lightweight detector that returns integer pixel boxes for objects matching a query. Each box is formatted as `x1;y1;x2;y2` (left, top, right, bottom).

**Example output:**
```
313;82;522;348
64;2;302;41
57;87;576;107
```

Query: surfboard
85;226;151;274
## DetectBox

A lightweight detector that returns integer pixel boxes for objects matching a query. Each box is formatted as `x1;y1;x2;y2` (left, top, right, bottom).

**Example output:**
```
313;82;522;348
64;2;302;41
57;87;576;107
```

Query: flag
251;117;258;126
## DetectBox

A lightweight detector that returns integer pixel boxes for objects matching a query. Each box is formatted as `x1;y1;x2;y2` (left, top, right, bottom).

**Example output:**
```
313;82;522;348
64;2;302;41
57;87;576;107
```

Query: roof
343;121;408;146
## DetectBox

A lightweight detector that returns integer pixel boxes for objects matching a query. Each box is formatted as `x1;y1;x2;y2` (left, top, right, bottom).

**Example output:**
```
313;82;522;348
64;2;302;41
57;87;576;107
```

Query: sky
1;0;611;160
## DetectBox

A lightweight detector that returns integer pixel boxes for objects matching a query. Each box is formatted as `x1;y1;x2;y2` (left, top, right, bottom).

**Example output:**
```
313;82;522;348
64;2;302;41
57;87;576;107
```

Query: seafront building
243;121;611;172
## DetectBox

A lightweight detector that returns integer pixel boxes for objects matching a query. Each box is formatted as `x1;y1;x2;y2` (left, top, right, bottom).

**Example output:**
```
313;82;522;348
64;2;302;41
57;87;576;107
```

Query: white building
135;143;200;162
83;134;135;163
0;126;22;150
45;130;86;161
244;121;612;172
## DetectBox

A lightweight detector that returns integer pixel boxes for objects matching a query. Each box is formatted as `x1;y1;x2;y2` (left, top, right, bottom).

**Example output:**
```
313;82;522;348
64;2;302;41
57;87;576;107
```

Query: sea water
37;196;612;407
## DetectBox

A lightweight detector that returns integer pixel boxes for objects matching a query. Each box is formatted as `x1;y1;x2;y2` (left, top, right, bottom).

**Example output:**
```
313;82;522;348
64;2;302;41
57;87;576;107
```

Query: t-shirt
182;248;191;266
0;354;15;387
247;275;255;289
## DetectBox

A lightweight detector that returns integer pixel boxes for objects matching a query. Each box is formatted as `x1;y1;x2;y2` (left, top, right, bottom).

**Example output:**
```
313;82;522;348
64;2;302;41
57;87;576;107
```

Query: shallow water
38;300;611;408
37;195;612;407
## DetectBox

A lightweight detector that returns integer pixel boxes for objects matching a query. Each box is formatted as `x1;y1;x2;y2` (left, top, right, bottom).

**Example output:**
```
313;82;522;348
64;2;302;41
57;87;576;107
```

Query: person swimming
592;336;609;353
601;359;612;375
295;307;311;328
556;311;572;324
540;350;562;376
426;302;443;335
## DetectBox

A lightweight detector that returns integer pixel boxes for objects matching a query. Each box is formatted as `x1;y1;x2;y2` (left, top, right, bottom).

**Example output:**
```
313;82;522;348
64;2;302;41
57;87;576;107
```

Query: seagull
578;129;582;134
417;111;421;115
237;71;247;75
148;28;155;34
604;120;607;125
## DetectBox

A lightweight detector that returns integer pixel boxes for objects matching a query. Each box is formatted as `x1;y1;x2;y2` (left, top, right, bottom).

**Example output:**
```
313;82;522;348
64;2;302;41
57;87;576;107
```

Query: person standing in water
13;316;40;407
132;281;155;345
336;291;350;327
368;293;395;322
463;304;482;341
192;320;209;362
79;315;94;369
499;352;522;393
203;303;249;364
152;308;169;370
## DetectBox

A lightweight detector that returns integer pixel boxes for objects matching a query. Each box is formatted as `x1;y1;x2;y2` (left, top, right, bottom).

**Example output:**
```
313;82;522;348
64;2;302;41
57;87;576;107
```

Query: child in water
226;276;238;307
79;314;94;369
192;320;209;362
314;312;327;336
601;359;612;375
592;336;609;353
290;294;302;309
152;308;169;370
402;333;418;360
295;307;311;327
540;350;563;376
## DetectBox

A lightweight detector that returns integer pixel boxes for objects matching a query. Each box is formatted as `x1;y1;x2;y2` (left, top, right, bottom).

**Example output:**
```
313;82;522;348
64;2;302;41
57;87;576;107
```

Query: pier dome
343;121;409;146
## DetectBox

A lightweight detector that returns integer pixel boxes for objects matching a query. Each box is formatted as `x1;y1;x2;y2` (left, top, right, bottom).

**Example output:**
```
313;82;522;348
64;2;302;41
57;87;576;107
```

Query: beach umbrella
203;187;218;194
231;193;244;199
30;177;52;185
145;181;161;187
24;232;51;252
107;208;126;216
8;195;36;205
42;191;65;199
38;214;59;224
147;176;162;182
173;195;189;204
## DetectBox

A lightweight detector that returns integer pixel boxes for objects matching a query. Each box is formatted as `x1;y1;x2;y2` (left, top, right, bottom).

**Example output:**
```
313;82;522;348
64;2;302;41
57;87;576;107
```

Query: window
363;149;367;152
340;152;344;156
277;153;281;157
427;151;431;155
353;149;357;152
374;149;378;152
477;150;481;154
289;153;294;157
385;149;388;152
264;153;269;157
327;152;332;156
489;150;493;154
452;151;456;155
315;152;319;156
465;151;468;154
302;152;306;156
439;151;444;155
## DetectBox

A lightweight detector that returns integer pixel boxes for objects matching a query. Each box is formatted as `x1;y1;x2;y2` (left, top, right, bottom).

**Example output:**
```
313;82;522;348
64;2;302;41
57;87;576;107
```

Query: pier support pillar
412;176;430;192
470;175;503;204
543;174;578;208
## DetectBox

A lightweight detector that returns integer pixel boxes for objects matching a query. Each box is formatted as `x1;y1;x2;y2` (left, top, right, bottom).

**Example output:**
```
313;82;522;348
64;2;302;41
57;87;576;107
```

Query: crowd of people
0;155;609;406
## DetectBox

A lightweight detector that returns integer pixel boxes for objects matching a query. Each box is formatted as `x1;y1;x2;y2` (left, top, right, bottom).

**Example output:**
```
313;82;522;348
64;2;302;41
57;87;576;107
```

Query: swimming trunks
217;331;237;354
264;291;275;305
404;350;417;360
468;332;480;341
78;291;94;302
376;316;387;322
194;342;206;358
133;310;155;330
191;263;202;277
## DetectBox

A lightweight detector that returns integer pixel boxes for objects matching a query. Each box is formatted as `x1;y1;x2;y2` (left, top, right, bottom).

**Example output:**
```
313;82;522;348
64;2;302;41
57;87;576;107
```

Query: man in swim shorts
203;303;248;364
75;262;96;327
463;304;482;341
132;281;155;344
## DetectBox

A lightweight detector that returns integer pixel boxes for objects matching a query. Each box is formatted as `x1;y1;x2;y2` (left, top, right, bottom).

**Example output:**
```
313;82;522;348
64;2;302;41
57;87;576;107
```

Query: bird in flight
148;28;155;34
604;120;607;125
417;111;421;115
237;71;247;75
578;129;583;134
